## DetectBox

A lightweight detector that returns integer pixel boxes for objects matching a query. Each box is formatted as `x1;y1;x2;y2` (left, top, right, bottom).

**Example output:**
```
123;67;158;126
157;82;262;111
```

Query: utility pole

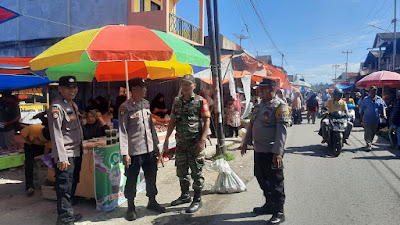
393;0;397;70
213;0;226;155
205;0;226;155
281;53;284;68
332;64;340;84
342;50;352;80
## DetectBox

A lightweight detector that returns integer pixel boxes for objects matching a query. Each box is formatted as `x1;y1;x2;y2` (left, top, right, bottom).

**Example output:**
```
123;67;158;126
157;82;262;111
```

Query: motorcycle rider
320;88;353;145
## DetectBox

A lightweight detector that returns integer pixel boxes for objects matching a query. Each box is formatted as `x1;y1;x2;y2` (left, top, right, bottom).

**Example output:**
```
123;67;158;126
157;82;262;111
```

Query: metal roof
373;32;400;48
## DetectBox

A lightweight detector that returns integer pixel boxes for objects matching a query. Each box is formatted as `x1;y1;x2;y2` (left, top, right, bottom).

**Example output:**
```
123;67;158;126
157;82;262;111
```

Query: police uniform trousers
175;141;205;193
52;156;82;224
24;143;45;190
254;152;285;210
124;151;158;199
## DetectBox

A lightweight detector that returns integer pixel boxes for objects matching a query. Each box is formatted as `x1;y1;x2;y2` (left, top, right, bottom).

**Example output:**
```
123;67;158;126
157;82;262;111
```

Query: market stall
45;129;176;211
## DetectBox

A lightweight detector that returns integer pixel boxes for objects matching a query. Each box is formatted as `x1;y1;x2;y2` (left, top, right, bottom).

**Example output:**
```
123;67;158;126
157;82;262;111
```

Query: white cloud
300;62;361;85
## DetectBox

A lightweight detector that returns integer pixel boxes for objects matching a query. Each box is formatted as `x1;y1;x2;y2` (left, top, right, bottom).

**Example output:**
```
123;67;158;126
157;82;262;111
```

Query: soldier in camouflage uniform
241;78;290;225
163;75;210;213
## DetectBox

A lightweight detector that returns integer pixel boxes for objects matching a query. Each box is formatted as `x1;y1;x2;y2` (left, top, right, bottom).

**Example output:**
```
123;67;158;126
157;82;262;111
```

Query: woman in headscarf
151;93;168;118
82;110;109;140
292;91;303;124
277;89;287;103
225;96;241;137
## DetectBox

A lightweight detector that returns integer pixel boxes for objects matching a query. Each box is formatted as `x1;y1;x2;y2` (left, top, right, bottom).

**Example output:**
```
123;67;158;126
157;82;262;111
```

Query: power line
247;0;296;74
233;0;258;54
274;26;371;47
248;0;281;55
359;0;390;28
21;14;86;31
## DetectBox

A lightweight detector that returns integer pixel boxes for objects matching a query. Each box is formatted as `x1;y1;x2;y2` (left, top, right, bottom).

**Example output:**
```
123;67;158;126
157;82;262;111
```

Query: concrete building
0;0;204;57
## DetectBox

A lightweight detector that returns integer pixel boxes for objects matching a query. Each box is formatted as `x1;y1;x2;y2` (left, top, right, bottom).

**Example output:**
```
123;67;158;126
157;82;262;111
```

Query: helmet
333;88;343;95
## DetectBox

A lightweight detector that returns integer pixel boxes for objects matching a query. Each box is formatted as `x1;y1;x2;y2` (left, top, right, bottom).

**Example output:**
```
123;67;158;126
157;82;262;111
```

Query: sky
176;0;397;84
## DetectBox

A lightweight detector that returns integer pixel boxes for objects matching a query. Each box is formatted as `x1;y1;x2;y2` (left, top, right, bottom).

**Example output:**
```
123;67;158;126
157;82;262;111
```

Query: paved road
2;119;400;225
182;120;400;225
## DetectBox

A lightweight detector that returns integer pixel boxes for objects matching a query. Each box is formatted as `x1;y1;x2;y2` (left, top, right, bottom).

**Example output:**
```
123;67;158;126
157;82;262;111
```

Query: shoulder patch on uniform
275;103;290;123
120;107;127;115
52;111;59;119
51;106;60;119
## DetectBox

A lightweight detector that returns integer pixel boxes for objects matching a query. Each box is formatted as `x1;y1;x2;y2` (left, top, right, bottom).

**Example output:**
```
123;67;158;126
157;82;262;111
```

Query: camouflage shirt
171;93;210;144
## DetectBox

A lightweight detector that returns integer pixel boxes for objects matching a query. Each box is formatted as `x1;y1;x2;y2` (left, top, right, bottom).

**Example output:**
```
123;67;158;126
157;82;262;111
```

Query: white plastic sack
210;159;246;194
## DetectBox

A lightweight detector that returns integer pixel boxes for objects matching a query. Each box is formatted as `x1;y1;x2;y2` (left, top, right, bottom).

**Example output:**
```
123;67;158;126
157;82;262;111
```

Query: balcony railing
169;13;201;44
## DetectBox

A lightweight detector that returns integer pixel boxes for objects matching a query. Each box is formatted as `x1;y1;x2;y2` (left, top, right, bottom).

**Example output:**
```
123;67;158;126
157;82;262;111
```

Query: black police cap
257;78;277;87
129;78;146;88
58;76;77;87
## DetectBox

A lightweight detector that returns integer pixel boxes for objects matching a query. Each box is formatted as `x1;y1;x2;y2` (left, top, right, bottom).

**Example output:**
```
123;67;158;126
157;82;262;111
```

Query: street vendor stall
45;129;176;211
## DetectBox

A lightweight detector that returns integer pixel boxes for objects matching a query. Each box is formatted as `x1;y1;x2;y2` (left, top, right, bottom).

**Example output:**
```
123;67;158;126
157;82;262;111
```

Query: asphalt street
1;118;400;225
188;120;400;225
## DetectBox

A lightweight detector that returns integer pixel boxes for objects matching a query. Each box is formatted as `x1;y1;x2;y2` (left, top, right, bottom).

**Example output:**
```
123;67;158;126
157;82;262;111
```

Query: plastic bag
210;158;246;194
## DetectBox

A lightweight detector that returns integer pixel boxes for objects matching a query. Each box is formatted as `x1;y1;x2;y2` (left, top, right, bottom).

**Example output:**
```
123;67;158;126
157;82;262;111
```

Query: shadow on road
285;144;329;157
352;155;400;160
152;211;264;225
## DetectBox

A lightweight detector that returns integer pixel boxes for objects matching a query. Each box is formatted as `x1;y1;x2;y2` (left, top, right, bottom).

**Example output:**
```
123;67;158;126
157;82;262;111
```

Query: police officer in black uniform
241;78;290;225
48;76;83;225
119;78;165;221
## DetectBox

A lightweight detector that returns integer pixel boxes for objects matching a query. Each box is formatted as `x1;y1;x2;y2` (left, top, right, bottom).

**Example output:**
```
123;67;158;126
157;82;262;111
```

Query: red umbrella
356;70;400;88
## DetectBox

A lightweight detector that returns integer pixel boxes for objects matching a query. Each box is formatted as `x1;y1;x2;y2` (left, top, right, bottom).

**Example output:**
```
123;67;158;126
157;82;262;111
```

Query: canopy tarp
0;75;52;91
0;57;34;66
335;83;355;90
291;80;311;88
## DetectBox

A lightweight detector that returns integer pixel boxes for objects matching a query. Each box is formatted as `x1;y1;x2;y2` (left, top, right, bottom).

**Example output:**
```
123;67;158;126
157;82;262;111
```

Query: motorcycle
327;110;348;157
347;103;355;123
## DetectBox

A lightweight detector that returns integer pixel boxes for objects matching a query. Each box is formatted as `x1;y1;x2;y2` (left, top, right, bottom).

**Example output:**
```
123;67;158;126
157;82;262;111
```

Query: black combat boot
73;214;82;222
185;190;202;213
171;192;191;206
253;201;275;215
147;196;166;213
125;199;137;221
267;206;285;225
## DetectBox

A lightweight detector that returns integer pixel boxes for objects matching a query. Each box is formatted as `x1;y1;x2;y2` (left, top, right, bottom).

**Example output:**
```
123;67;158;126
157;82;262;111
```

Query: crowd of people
287;86;400;151
2;73;400;225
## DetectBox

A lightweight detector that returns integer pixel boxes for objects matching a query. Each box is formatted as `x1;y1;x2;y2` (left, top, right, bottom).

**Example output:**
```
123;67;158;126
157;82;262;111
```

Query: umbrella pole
125;60;130;99
108;81;111;113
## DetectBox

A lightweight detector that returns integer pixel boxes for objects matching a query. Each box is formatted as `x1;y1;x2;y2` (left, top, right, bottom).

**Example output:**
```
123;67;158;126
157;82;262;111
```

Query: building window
140;0;145;12
151;1;161;11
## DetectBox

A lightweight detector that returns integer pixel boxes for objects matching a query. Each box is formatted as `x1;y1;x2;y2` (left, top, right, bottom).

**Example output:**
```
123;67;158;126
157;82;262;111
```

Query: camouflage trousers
175;141;205;194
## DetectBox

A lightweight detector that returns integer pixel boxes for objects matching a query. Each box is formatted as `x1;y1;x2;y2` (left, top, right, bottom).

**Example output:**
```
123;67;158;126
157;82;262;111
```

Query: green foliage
213;153;235;161
226;143;235;148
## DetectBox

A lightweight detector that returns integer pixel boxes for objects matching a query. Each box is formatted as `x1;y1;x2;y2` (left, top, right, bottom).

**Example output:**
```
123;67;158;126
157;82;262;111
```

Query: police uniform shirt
48;99;83;163
119;98;159;156
245;96;290;155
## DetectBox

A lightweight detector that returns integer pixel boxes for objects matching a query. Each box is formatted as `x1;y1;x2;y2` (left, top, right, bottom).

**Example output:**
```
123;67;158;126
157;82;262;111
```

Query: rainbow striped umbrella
30;25;209;83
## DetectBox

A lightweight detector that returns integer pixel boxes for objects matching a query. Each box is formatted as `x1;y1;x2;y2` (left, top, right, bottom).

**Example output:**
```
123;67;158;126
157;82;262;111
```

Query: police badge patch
120;108;126;115
52;111;59;119
51;107;60;119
